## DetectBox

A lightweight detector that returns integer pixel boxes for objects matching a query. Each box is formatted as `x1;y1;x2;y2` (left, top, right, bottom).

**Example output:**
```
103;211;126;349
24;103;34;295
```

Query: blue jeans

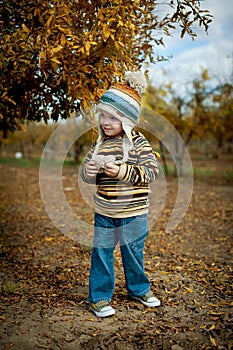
88;212;151;303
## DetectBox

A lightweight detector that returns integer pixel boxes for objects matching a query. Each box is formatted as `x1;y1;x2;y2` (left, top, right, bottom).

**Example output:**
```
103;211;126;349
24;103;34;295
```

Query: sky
149;0;233;91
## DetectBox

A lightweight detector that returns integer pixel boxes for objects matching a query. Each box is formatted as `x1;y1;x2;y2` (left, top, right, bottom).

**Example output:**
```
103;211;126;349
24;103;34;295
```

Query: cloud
149;0;233;87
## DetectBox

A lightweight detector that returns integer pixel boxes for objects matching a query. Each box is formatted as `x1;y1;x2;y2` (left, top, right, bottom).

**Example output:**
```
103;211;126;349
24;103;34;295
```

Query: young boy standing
81;71;161;317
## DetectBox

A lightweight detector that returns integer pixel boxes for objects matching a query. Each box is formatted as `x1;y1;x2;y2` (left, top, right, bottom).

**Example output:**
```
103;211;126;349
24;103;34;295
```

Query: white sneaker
89;300;115;318
133;290;161;307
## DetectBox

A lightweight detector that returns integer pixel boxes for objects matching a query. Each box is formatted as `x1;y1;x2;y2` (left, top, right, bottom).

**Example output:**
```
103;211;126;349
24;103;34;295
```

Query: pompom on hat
92;71;147;164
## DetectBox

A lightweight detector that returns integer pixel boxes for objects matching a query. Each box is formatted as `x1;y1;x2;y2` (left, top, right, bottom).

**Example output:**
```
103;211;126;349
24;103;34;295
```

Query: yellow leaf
22;23;29;33
57;25;68;34
61;34;66;46
200;324;206;329
118;41;124;47
46;15;54;27
78;47;85;54
50;46;63;56
51;57;62;64
182;288;193;294
208;324;216;331
129;23;136;31
19;59;30;64
87;318;99;322
85;41;90;53
4;96;16;105
114;42;120;50
103;27;110;41
210;335;217;347
45;237;54;242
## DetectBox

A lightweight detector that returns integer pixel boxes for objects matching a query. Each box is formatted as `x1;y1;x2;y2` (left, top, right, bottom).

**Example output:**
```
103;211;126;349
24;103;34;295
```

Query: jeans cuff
128;287;150;298
88;297;112;303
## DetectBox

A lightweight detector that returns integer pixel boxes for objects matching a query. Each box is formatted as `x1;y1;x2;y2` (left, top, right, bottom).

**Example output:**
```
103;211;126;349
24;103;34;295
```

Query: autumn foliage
0;0;212;135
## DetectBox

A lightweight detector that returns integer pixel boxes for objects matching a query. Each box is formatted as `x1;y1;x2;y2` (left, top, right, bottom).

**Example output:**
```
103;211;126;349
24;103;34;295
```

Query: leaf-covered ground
0;161;232;350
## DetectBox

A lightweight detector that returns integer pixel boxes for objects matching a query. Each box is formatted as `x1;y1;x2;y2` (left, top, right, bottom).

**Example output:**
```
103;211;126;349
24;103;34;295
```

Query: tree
142;69;212;174
209;83;233;157
0;0;212;136
0;122;57;158
143;68;233;170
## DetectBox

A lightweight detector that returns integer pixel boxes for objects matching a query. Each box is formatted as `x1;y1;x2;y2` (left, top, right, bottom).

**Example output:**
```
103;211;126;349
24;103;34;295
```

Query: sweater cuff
117;163;127;180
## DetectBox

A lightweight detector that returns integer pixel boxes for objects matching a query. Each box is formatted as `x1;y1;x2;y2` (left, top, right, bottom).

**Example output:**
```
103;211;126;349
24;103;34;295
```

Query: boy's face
99;110;123;137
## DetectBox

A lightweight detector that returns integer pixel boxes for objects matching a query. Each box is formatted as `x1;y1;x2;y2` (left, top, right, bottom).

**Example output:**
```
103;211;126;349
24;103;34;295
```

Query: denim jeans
88;212;151;303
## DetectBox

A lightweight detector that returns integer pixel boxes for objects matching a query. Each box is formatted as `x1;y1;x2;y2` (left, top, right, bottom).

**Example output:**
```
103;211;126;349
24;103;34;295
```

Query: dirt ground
0;160;232;350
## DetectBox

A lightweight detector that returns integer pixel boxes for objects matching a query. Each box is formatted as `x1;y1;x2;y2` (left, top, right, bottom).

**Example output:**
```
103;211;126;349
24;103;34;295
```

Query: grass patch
194;167;217;179
0;157;75;168
0;157;41;168
160;163;232;183
193;167;233;183
1;157;232;183
226;170;233;180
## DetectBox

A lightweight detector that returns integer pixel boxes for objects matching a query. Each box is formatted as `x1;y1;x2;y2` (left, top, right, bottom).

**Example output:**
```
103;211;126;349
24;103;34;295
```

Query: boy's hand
85;160;98;178
104;162;120;177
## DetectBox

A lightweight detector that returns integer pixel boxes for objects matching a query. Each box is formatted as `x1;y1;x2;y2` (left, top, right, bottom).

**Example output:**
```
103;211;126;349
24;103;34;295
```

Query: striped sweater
81;130;159;218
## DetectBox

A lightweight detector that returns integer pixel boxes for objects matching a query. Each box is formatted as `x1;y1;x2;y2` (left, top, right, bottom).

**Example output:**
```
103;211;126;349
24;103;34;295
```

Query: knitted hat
92;71;147;165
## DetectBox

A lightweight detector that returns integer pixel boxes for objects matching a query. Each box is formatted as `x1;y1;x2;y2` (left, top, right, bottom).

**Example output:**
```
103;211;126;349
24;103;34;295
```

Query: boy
81;71;160;317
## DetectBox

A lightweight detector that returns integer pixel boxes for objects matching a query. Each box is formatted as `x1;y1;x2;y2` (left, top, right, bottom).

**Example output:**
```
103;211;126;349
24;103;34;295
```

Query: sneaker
89;300;115;318
133;290;161;307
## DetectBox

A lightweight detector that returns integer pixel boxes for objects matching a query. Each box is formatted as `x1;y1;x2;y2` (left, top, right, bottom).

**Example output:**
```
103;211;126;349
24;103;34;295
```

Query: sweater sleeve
116;134;159;186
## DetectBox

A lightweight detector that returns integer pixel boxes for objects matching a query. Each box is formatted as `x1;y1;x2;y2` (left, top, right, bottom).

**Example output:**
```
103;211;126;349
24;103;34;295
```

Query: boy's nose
102;117;110;124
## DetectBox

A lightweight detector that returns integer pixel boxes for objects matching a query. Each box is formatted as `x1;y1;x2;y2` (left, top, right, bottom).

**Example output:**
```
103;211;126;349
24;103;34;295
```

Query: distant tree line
1;69;232;172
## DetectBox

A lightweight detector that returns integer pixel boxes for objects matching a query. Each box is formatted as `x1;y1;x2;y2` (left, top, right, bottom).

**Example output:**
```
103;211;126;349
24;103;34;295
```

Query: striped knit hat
92;71;147;164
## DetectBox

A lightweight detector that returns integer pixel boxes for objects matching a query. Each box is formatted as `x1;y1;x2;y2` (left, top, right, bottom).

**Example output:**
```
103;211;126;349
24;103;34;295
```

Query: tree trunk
159;140;168;176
